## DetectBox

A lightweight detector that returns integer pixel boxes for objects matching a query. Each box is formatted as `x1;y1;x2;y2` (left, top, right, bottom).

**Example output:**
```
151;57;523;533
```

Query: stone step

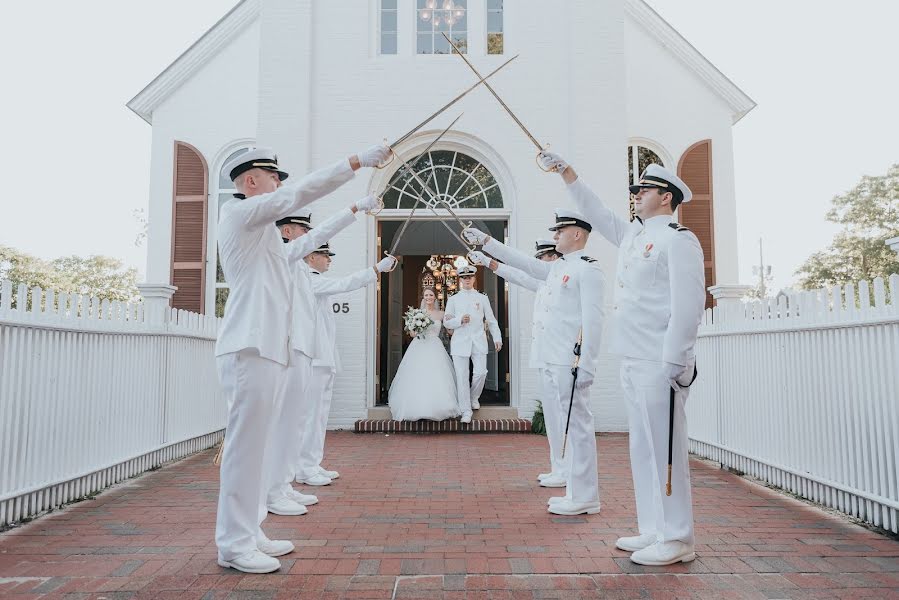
366;406;519;420
354;417;532;434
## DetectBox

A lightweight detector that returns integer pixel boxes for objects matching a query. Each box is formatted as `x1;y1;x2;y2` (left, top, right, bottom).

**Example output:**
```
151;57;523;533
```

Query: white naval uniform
443;289;501;415
567;177;705;544
492;262;569;479
214;158;354;561
295;265;377;480
267;207;359;502
485;239;605;504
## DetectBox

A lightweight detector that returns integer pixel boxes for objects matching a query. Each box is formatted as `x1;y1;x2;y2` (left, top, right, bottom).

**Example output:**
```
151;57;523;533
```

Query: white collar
643;214;673;233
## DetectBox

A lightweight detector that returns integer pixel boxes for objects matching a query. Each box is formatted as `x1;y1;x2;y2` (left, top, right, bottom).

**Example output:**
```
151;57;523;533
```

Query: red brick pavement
0;432;897;599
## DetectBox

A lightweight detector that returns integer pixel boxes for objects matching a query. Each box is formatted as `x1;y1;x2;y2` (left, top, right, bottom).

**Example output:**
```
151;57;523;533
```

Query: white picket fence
689;274;899;533
0;280;225;526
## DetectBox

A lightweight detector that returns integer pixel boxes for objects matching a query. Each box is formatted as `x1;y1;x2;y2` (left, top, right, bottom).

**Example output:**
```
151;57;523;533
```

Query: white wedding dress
388;317;461;421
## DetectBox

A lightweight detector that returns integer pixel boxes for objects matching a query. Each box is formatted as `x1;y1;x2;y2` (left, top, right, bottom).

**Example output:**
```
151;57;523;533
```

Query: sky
1;1;896;292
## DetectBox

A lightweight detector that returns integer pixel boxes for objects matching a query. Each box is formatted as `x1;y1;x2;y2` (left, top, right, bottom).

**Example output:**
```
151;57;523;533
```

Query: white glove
357;144;392;168
355;194;380;213
462;227;489;245
575;369;594;390
538;151;569;174
468;250;490;267
376;256;397;272
664;361;691;391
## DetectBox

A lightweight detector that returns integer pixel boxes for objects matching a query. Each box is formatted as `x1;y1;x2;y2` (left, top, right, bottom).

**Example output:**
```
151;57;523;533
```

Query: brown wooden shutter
170;142;208;313
677;140;716;309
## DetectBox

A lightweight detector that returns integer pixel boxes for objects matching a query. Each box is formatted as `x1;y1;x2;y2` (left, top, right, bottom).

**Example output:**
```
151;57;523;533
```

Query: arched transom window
382;150;502;209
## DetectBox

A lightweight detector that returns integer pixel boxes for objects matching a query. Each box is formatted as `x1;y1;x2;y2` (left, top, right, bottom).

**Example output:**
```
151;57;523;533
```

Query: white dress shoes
296;472;332;486
257;536;295;557
267;496;309;516
630;540;696;566
471;400;480;410
218;550;281;574
615;533;658;552
546;499;601;516
460;413;472;424
284;488;319;506
546;496;569;506
537;472;553;482
538;475;567;488
318;466;340;479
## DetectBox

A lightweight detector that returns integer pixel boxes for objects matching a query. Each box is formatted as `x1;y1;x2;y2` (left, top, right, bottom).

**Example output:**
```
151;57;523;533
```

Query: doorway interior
376;218;509;406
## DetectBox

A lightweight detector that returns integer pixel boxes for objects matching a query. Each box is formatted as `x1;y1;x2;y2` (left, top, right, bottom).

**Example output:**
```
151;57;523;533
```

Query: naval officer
214;144;390;574
464;212;605;515
540;152;706;566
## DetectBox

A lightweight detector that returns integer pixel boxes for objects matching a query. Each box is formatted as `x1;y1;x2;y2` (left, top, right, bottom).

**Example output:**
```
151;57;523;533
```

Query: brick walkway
1;433;897;599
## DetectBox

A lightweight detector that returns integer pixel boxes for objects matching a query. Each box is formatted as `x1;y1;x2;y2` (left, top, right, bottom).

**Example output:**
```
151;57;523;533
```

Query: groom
443;264;502;423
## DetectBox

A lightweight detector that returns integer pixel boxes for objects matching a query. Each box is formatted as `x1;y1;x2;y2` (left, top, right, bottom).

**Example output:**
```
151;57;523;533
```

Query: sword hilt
368;196;385;216
375;139;397;170
382;252;398;272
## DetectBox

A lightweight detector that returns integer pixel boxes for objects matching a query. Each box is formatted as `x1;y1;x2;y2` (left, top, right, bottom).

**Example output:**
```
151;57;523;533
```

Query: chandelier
419;0;465;27
422;254;470;308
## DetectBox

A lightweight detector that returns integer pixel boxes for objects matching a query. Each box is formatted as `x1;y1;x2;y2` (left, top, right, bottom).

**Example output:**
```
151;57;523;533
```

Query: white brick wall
144;0;743;431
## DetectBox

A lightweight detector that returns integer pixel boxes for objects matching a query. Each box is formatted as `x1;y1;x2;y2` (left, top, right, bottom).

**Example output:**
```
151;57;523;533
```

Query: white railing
0;280;225;526
689;274;899;534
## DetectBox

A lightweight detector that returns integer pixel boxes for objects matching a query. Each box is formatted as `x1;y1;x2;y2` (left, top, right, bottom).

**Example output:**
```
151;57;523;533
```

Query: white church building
128;0;755;430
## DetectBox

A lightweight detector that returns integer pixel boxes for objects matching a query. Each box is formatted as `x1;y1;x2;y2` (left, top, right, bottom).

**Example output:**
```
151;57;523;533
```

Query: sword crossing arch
381;150;503;210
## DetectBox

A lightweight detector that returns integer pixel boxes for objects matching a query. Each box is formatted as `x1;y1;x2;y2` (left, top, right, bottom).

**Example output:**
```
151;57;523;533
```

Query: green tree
0;246;139;305
796;164;899;290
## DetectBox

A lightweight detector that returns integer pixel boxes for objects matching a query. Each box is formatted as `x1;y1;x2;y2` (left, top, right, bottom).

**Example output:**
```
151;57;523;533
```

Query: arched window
212;147;250;317
627;143;666;222
381;150;502;209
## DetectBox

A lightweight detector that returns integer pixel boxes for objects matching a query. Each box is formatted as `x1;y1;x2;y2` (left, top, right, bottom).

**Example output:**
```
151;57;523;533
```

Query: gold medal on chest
643;242;654;258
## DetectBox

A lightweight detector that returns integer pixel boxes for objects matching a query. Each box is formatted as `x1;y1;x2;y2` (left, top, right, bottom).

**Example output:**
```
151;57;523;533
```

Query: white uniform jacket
309;266;377;371
284;208;358;359
443;289;501;357
494;263;546;369
214;158;354;365
484;240;604;376
567;178;706;367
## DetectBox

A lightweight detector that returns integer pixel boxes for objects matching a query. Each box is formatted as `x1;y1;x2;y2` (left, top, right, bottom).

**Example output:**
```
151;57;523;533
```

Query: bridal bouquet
403;307;434;340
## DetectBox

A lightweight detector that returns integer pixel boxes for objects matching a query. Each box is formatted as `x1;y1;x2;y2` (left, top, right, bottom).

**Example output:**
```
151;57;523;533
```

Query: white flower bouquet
403;307;434;340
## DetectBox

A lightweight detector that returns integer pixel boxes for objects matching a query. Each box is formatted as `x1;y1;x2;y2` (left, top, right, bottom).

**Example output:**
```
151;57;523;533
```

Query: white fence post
136;283;178;327
708;284;752;324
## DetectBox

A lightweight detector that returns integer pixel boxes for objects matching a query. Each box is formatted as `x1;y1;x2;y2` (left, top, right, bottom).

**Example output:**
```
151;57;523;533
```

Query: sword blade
390;54;519;149
442;32;544;151
385;114;463;257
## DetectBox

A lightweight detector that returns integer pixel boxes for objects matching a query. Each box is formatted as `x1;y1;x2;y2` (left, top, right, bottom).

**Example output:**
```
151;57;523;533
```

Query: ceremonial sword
441;33;558;173
561;329;583;459
666;364;698;496
380;114;464;272
376;53;519;170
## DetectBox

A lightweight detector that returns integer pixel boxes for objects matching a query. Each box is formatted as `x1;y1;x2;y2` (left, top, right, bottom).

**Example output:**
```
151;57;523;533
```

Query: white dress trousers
267;350;313;499
451;353;487;415
296;365;336;479
542;366;597;503
621;358;694;544
215;350;286;561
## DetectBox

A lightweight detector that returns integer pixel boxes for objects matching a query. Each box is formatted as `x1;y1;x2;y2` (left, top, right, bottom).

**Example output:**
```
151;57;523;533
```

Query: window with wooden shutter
677;140;715;309
170;141;208;313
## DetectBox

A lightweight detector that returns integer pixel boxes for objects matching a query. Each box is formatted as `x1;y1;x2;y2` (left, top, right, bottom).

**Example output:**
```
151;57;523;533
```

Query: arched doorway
372;147;511;407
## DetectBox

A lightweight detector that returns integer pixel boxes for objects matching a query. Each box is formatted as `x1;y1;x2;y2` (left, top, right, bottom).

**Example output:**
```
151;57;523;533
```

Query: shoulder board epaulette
580;256;597;263
668;222;690;232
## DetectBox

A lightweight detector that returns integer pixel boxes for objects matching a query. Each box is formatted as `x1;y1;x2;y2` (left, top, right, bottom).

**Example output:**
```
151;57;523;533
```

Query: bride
388;287;460;421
